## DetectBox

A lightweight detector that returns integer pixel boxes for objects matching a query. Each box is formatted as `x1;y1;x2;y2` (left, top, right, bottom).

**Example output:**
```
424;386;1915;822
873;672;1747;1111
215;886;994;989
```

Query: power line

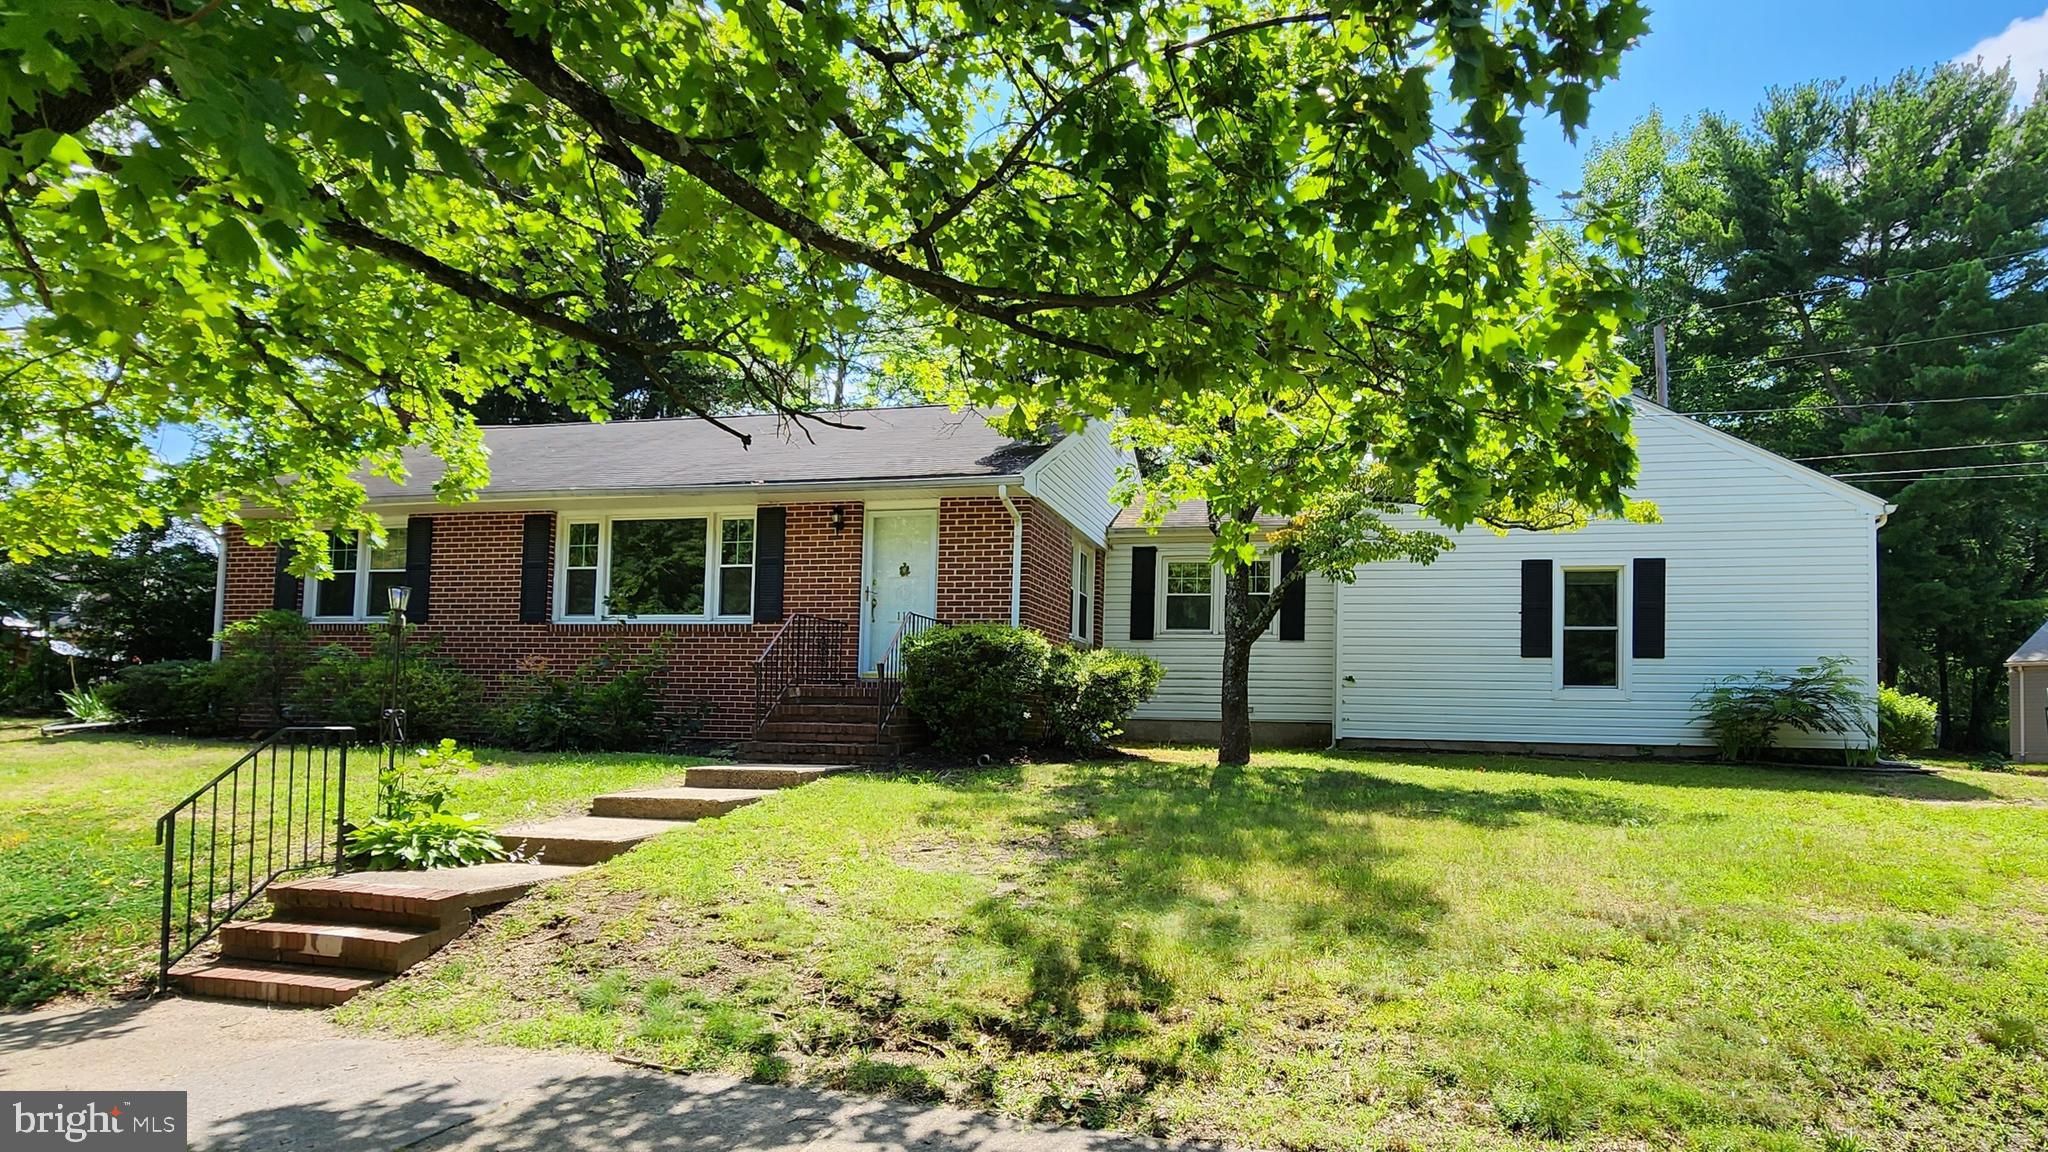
1794;438;2048;462
1829;460;2048;480
1680;388;2048;419
1850;470;2048;484
1670;321;2048;381
1653;239;2048;325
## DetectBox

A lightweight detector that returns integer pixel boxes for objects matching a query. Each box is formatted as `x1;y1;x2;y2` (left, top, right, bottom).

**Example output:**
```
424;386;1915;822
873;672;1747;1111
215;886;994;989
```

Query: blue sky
1522;1;2048;212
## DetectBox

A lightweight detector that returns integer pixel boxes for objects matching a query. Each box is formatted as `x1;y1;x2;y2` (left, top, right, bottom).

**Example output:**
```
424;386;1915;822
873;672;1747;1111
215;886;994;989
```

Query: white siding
1333;409;1883;750
1103;540;1336;724
1024;420;1129;546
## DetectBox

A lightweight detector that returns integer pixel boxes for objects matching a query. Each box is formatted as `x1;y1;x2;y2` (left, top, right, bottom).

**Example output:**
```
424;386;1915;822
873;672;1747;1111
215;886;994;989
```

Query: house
217;406;1125;757
216;400;1890;758
1103;403;1891;755
2006;621;2048;763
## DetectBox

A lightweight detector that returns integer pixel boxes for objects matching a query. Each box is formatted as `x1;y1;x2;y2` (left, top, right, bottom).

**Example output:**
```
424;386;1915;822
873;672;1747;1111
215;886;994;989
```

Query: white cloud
1956;7;2048;91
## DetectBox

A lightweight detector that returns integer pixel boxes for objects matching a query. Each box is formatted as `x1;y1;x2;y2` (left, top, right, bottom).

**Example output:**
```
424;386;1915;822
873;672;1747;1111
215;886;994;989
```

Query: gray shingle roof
1111;498;1290;532
358;405;1054;501
2009;619;2048;666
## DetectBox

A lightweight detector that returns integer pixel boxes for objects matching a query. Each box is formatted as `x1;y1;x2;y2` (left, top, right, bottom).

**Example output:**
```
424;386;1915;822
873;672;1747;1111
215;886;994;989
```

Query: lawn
332;747;2048;1152
0;717;712;1006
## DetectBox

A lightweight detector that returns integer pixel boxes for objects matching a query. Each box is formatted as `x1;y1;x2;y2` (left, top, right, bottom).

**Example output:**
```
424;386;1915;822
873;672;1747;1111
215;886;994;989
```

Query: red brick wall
934;495;1096;646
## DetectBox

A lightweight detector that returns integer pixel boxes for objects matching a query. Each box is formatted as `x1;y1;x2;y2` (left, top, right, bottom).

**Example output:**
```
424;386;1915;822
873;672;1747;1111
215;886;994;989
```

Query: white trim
998;484;1022;627
1159;554;1220;635
293;477;1029;517
210;529;227;661
860;507;941;671
550;508;758;624
1553;563;1629;697
1069;539;1094;642
304;524;407;623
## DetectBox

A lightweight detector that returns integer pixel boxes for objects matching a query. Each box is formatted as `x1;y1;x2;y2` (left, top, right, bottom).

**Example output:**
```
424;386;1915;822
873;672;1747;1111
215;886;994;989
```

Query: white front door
865;510;939;672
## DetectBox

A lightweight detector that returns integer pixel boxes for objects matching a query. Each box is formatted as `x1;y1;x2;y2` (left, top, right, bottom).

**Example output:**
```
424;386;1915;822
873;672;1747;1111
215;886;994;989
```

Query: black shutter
753;506;786;624
1129;546;1157;641
1633;558;1667;659
1278;548;1306;641
1520;558;1553;658
404;518;434;623
271;543;299;612
518;513;552;624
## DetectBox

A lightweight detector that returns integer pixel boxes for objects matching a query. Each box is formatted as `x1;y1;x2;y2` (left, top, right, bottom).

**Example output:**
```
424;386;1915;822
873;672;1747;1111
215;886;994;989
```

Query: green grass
335;747;2048;1151
0;717;711;1006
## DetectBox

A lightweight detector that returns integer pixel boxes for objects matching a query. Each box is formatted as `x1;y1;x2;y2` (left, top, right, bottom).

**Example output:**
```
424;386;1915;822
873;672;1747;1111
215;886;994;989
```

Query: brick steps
589;786;774;821
170;960;386;1007
739;739;899;765
216;918;466;973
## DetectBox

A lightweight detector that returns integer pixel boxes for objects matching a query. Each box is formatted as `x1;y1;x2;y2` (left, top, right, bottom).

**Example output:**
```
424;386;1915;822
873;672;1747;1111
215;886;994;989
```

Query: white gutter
210;527;228;661
997;484;1022;627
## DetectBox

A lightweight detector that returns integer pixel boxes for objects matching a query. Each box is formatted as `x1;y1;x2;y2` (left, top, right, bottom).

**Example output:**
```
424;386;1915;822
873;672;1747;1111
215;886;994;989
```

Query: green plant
57;684;120;723
1877;685;1939;758
212;610;311;724
482;643;687;752
378;738;474;820
1977;1013;2040;1054
101;659;225;732
290;623;482;741
346;810;509;871
1690;657;1874;763
1040;647;1166;751
900;624;1054;754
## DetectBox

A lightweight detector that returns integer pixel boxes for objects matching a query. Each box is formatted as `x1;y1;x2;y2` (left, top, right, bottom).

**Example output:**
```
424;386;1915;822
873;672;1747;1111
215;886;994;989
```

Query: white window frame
1159;557;1219;635
1556;564;1629;693
553;510;757;624
1070;542;1094;641
305;525;406;621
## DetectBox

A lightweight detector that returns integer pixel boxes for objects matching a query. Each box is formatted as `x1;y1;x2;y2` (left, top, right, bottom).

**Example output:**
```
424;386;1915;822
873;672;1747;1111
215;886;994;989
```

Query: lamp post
380;586;411;805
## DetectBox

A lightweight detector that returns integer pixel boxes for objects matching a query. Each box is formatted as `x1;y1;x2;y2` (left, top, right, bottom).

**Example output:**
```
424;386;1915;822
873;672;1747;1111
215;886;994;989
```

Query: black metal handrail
876;612;944;731
157;726;357;990
752;614;850;735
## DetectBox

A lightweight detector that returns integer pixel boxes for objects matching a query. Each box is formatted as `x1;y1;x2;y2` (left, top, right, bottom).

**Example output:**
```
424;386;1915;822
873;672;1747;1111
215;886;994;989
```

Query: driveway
1;998;1199;1152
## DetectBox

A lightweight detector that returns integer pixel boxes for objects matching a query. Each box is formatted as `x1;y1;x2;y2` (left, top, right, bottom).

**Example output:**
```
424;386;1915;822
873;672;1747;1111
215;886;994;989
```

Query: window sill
552;617;757;627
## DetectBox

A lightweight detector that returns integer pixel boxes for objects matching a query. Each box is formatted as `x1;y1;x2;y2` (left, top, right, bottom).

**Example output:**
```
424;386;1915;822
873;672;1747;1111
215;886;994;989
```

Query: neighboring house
1104;403;1892;755
2007;621;2048;764
218;406;1126;751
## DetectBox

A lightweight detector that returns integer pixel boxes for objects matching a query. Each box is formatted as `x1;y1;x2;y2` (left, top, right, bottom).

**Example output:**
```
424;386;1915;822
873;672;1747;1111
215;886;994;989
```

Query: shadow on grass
1315;749;2000;802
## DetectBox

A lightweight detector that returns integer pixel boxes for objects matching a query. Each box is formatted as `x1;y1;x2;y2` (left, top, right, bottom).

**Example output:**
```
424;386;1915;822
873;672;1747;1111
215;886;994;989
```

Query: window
1164;561;1214;632
1070;545;1093;640
1246;556;1275;615
1561;568;1621;687
556;513;755;621
563;522;601;617
310;527;406;619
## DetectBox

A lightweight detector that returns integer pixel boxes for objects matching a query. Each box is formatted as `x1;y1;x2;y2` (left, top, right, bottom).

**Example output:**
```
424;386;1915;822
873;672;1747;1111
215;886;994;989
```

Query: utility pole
1652;320;1670;407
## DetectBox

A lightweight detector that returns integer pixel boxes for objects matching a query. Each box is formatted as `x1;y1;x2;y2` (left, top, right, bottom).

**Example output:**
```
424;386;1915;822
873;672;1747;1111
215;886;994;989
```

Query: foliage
1879;685;1940;759
1039;648;1166;752
377;738;472;820
57;683;119;723
211;610;310;725
1691;657;1875;762
347;810;509;871
1582;66;2048;749
900;624;1055;754
100;660;222;731
289;623;482;741
482;645;684;752
0;526;216;663
4;0;1645;583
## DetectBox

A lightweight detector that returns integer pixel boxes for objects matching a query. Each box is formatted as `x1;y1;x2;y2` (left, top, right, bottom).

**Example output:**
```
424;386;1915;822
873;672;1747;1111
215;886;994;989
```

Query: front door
865;510;939;672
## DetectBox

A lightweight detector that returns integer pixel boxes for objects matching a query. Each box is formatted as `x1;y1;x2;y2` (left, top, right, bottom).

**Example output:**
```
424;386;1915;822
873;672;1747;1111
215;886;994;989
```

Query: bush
1040;647;1166;751
1878;684;1939;758
347;810;510;871
900;624;1054;754
102;659;226;731
1691;656;1874;763
482;643;684;751
290;622;482;741
213;610;310;724
58;684;120;723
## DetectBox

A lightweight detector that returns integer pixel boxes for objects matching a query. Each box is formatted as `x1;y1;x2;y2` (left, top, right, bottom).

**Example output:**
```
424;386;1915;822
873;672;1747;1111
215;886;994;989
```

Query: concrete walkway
0;998;1206;1152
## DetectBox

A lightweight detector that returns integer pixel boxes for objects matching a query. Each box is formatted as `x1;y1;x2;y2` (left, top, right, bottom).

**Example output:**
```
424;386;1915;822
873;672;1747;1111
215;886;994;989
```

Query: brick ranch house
216;406;1127;751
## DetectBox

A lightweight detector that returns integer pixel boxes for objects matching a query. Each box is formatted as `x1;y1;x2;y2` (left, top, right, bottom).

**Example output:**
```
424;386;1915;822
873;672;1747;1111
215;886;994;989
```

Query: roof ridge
471;402;968;431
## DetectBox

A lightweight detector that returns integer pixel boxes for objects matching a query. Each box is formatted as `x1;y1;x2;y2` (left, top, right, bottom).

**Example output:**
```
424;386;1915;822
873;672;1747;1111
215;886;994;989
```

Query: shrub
482;643;685;751
901;624;1054;754
378;738;473;819
1040;647;1166;751
213;610;310;724
102;659;225;731
1691;656;1874;763
347;811;509;870
1878;685;1939;758
58;684;120;723
290;622;482;741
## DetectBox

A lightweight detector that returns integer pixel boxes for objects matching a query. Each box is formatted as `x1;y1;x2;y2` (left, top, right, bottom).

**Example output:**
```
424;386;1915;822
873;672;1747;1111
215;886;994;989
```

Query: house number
899;562;912;577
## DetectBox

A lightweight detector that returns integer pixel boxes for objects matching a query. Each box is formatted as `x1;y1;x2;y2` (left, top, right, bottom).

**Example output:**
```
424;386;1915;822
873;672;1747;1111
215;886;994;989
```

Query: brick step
786;683;885;702
497;815;687;866
753;720;905;741
769;702;900;723
686;764;850;790
588;786;772;821
739;740;899;765
268;863;581;928
170;959;384;1007
218;917;466;974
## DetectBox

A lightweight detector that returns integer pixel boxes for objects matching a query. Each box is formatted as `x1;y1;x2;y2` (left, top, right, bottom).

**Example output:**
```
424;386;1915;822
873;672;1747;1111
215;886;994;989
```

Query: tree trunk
1936;639;1955;751
1217;562;1256;769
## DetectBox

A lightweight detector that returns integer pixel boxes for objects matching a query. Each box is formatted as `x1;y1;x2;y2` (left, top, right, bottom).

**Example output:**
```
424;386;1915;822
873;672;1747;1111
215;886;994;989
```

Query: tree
1580;65;2048;749
0;524;217;663
6;0;1648;590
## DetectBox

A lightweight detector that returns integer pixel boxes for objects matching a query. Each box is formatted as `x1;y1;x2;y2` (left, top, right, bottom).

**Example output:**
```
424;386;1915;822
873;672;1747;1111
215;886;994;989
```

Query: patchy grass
339;747;2048;1151
0;717;710;1006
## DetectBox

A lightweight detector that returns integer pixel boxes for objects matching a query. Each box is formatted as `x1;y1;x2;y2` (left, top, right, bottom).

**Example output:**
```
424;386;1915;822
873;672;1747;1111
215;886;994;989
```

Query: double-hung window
1163;560;1215;632
1070;545;1094;641
309;528;406;620
557;513;755;621
1245;556;1276;618
1561;568;1622;687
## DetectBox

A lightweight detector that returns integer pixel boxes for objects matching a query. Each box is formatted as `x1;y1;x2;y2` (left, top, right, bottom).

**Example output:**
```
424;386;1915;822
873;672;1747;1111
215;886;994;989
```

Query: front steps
740;683;913;765
171;765;840;1007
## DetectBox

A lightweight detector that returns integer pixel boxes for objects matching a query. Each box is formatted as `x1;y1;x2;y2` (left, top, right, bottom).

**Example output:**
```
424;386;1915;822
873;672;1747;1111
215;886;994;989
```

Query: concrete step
588;786;773;821
739;740;899;765
686;764;850;790
218;917;467;974
268;863;581;928
170;959;384;1007
754;719;902;741
497;815;686;866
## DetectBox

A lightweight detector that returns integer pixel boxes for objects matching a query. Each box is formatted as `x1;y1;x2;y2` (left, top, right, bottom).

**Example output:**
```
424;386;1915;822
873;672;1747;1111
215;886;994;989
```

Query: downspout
210;527;228;661
997;484;1022;627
